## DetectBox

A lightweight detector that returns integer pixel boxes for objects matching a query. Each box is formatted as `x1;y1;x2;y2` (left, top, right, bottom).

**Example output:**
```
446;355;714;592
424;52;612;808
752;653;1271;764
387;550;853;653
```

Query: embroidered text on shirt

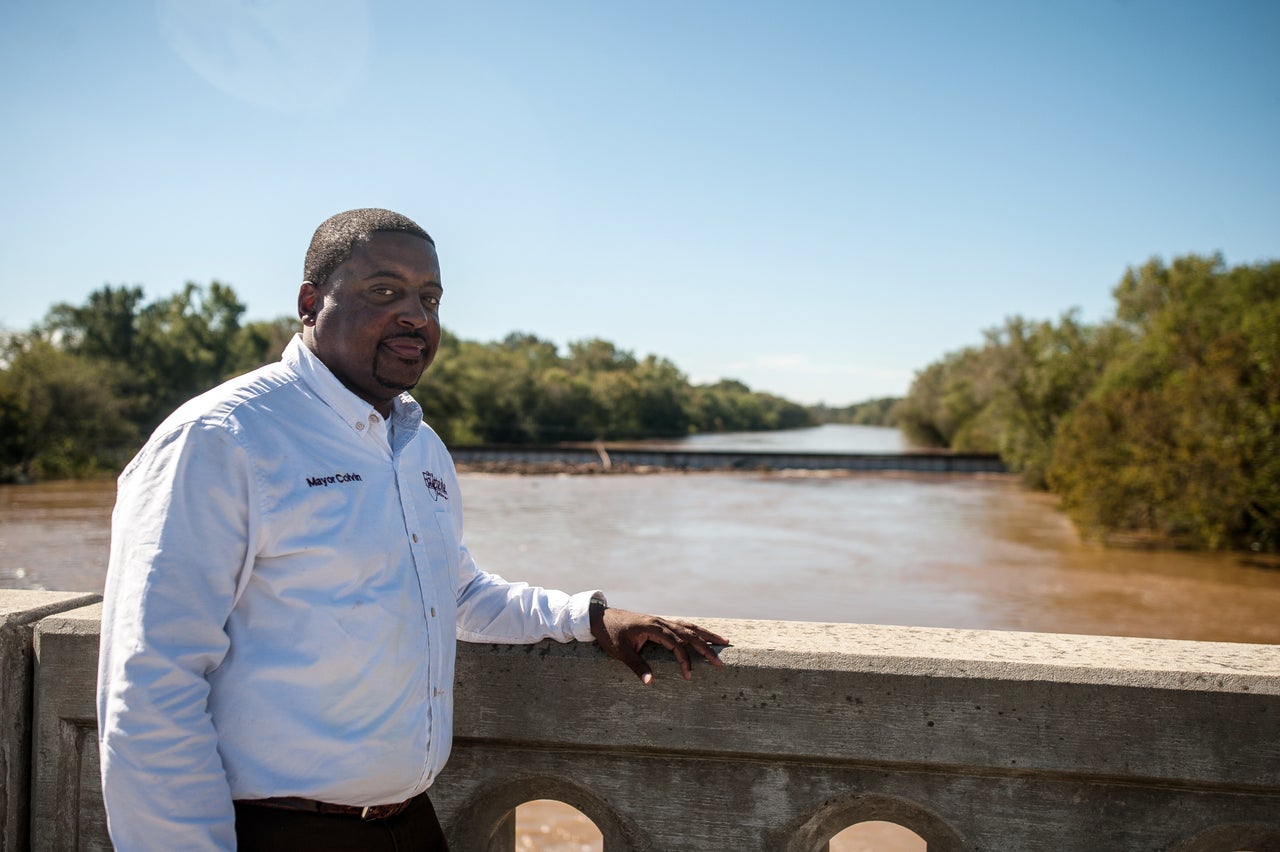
306;472;364;488
422;470;449;501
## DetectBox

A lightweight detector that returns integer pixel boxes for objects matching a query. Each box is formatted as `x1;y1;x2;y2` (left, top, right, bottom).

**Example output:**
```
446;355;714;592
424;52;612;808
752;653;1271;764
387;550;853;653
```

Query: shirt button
433;688;440;697
412;533;419;543
355;421;365;431
370;413;379;423
430;607;436;617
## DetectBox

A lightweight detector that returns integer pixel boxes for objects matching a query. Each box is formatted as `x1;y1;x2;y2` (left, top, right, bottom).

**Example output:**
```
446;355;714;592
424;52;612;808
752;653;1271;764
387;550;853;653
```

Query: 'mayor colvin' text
306;472;364;488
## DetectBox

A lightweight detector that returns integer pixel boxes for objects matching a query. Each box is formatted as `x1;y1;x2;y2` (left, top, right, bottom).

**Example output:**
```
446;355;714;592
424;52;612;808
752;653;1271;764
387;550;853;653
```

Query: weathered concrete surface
0;591;99;852
29;603;105;852
16;594;1280;851
435;619;1280;851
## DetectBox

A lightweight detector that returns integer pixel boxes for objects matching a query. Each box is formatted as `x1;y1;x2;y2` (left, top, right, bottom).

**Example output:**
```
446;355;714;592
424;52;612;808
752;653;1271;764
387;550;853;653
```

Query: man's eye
423;294;442;308
371;286;396;297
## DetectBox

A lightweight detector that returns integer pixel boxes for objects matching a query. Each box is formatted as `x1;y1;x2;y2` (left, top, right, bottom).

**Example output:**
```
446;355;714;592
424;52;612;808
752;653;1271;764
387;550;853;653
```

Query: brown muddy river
4;452;1278;851
8;472;1276;644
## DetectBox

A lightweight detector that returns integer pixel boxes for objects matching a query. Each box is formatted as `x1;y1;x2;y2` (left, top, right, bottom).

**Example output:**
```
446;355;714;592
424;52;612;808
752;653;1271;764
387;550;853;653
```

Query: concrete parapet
29;603;103;852
12;591;1280;850
437;619;1280;851
0;591;99;852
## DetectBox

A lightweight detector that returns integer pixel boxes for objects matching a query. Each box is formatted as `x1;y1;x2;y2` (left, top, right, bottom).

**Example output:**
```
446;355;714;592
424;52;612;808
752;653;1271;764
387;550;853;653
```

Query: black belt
237;794;416;821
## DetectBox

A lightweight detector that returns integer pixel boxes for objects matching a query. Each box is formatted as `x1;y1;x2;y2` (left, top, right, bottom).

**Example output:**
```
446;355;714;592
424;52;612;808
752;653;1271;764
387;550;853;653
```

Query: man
96;208;727;851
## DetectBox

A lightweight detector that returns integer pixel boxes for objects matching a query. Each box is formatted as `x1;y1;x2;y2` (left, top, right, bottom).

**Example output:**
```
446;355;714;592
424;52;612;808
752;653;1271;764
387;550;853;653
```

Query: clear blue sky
2;1;1276;406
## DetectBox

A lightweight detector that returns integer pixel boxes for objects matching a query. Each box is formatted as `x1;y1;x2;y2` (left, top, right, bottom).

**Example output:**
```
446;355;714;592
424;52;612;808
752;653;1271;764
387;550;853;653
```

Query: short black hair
304;208;435;288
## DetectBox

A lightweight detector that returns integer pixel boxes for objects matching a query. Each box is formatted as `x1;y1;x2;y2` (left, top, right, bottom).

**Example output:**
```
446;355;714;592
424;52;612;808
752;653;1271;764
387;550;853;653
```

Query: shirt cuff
569;590;606;642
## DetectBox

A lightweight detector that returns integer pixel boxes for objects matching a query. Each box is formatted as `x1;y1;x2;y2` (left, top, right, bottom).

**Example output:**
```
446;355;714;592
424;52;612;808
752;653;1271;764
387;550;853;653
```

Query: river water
3;424;1277;850
4;425;1277;643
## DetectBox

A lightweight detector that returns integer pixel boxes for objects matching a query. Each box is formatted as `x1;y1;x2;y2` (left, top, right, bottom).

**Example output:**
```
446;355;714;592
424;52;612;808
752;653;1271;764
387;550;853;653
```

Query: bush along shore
894;254;1279;553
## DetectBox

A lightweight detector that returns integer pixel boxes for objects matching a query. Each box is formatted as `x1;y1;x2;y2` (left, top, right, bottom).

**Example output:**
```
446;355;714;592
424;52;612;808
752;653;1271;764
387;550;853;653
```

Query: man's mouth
380;336;427;359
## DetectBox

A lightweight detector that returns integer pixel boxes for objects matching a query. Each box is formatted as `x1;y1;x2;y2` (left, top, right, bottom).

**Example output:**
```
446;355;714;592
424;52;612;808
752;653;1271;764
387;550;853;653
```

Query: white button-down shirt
97;336;598;851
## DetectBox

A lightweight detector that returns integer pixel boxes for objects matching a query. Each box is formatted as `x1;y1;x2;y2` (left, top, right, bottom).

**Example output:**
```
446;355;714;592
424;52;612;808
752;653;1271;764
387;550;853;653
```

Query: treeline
417;333;812;446
897;254;1279;552
811;396;901;427
0;283;296;481
0;283;813;480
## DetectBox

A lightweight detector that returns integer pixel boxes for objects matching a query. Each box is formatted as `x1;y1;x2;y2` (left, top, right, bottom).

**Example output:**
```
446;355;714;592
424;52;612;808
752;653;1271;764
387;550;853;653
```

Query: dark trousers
234;791;450;851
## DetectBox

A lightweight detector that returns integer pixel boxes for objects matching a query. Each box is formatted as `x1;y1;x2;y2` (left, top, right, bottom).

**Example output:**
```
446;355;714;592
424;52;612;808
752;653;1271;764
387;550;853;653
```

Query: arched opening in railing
828;819;927;851
516;799;603;850
445;776;654;852
778;793;965;852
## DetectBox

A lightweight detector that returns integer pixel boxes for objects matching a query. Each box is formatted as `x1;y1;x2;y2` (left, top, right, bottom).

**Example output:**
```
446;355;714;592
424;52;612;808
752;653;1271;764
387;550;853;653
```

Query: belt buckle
361;802;402;821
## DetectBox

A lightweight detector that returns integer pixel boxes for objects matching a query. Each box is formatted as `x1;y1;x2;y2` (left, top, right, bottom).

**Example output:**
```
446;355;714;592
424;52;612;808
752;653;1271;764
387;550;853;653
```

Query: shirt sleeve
453;544;601;645
439;462;599;645
96;420;256;851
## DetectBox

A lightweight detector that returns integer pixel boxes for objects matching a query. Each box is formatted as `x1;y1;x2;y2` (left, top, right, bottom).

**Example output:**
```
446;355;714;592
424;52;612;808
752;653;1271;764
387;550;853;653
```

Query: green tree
1049;255;1280;550
412;328;475;445
897;312;1123;485
979;312;1125;486
813;397;902;427
0;336;136;480
688;379;814;434
16;279;827;470
42;284;146;364
689;379;757;433
227;316;300;375
631;356;693;438
567;338;637;374
896;347;997;451
529;365;601;442
42;281;252;433
132;281;246;425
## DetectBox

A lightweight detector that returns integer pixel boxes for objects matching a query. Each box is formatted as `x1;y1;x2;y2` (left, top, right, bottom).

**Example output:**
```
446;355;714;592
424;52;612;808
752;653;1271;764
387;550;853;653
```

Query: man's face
298;231;443;415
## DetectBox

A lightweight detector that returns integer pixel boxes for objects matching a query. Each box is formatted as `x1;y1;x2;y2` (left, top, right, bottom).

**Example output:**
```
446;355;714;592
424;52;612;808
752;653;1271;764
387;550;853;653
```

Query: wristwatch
589;593;608;610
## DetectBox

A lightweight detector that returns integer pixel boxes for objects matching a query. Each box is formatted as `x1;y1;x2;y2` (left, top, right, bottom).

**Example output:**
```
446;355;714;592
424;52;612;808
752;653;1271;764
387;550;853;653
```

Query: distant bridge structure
449;444;1008;474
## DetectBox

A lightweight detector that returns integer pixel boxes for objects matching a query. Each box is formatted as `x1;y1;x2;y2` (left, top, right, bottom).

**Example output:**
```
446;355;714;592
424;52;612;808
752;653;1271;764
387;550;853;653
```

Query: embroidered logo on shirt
422;470;449;502
306;472;364;488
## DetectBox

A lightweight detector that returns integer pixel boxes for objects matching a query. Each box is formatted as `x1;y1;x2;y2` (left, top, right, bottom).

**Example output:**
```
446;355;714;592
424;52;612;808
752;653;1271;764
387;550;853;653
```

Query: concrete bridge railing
3;588;1278;851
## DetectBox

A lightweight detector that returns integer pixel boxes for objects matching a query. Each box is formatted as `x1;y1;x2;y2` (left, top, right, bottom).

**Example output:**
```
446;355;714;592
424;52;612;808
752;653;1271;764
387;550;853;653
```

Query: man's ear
298;281;319;326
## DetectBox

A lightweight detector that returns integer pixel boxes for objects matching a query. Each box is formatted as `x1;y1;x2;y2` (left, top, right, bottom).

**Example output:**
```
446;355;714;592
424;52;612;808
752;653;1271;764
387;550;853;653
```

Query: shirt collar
282;335;423;438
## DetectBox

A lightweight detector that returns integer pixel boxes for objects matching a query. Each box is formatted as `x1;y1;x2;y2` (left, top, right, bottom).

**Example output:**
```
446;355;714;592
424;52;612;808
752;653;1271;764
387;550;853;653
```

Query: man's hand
590;602;728;684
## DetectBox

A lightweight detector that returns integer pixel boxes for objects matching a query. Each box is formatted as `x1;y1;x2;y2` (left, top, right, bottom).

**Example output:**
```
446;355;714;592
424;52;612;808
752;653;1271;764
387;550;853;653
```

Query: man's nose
397;298;432;329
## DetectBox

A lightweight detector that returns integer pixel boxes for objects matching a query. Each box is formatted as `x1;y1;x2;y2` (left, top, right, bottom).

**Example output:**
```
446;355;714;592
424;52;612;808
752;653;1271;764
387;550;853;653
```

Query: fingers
598;608;729;684
687;634;725;668
694;625;731;647
620;621;689;680
661;618;729;647
656;623;695;680
633;618;724;681
618;643;655;685
670;619;730;661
